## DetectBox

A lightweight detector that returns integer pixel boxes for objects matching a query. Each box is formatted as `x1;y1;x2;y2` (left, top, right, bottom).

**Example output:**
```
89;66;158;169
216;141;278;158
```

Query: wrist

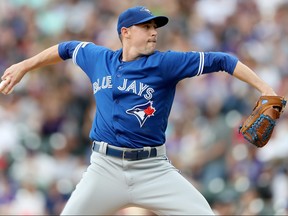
260;86;277;96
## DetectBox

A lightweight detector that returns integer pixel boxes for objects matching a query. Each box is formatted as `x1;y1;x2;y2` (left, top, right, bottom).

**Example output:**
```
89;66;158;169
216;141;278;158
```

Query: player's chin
146;50;155;56
145;44;156;55
149;42;157;49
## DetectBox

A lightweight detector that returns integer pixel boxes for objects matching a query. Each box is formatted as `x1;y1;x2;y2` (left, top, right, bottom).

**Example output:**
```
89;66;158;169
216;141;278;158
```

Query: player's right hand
1;62;28;95
0;78;14;95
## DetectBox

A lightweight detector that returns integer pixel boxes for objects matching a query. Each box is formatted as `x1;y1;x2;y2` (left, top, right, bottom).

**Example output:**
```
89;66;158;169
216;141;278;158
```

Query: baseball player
0;6;277;215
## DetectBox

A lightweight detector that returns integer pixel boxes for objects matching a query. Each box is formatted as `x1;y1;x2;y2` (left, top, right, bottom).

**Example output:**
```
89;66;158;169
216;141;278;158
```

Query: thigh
132;157;215;215
155;170;215;215
61;152;129;215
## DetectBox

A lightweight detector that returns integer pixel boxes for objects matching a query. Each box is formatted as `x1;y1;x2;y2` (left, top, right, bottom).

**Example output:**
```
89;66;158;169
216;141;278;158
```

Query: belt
92;141;163;161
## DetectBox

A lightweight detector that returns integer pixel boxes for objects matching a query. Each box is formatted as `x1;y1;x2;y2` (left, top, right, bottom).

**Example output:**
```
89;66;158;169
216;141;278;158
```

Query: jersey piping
72;42;90;66
197;52;204;76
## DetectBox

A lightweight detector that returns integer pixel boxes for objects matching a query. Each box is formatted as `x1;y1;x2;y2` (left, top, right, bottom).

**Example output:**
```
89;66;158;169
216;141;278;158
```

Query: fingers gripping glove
239;95;287;147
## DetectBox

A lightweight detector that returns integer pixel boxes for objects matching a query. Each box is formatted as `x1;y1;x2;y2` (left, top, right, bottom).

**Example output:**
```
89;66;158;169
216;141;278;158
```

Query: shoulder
74;42;120;58
147;50;181;60
155;50;200;58
150;50;200;64
80;42;112;52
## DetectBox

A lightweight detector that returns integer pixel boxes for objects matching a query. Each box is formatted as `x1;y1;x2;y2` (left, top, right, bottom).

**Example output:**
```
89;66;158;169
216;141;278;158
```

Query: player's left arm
232;61;277;96
1;45;63;94
201;52;277;96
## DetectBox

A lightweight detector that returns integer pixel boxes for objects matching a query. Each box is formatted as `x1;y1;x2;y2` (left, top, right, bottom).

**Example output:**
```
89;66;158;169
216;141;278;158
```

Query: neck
121;46;142;62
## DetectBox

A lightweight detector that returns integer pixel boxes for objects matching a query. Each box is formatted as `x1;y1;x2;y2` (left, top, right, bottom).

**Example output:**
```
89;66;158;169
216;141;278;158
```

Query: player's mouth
148;39;157;43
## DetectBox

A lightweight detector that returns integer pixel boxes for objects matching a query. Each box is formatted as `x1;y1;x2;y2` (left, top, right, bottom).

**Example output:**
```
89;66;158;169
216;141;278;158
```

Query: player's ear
121;27;131;39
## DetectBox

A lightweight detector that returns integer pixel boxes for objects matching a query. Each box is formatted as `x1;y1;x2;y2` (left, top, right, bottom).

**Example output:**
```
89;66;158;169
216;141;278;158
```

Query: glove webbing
245;114;275;144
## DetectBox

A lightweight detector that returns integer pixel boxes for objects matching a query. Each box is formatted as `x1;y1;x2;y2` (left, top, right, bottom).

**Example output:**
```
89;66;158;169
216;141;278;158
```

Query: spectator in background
0;0;287;215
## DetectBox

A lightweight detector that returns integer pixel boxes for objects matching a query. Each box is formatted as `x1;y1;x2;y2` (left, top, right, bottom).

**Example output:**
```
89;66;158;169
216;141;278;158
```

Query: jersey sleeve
161;51;238;84
203;52;238;75
58;40;81;60
58;41;107;81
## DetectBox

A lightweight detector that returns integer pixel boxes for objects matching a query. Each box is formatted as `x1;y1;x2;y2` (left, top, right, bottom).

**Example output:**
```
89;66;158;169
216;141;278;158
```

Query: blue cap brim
133;16;169;28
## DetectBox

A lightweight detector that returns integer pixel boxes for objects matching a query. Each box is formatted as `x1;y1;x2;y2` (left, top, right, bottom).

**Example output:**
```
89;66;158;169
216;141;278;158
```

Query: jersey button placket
114;64;123;104
117;65;123;77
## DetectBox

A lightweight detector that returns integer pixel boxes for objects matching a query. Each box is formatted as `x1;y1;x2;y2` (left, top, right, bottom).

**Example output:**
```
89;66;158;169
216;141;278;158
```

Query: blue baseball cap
117;6;169;35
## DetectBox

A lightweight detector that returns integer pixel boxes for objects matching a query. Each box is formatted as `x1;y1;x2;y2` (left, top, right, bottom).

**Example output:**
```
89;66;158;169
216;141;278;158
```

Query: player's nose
151;28;157;37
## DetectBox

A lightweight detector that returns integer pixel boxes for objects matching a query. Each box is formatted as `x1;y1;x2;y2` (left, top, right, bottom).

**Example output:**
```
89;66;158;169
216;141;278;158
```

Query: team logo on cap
126;101;156;127
140;7;153;15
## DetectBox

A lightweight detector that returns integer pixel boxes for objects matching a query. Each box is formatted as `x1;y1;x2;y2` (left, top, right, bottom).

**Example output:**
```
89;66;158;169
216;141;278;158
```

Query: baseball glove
239;95;287;147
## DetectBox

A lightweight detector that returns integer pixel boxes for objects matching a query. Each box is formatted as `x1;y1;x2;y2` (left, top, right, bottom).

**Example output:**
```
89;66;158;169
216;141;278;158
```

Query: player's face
129;20;158;55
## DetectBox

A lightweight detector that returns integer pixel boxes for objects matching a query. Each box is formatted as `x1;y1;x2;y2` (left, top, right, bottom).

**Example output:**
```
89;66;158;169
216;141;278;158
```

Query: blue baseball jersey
58;41;238;148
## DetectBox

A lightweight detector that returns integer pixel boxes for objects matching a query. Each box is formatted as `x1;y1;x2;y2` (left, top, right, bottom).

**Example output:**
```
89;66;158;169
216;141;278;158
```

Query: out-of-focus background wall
0;0;287;215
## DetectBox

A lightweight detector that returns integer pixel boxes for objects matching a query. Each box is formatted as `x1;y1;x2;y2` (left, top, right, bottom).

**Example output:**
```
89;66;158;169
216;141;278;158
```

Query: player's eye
144;24;150;29
144;24;157;30
137;22;157;30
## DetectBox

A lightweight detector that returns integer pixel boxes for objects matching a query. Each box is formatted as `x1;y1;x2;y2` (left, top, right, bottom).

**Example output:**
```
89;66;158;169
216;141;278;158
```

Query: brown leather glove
239;95;287;147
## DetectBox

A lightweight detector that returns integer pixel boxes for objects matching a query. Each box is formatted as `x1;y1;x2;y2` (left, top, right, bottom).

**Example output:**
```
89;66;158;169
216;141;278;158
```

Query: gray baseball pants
60;142;215;215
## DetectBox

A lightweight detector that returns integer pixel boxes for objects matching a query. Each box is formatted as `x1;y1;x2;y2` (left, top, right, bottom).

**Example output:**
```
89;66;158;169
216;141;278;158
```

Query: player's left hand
239;95;287;147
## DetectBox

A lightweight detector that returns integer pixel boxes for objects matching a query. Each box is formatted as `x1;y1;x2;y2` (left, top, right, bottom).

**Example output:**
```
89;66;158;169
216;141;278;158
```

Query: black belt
92;142;158;161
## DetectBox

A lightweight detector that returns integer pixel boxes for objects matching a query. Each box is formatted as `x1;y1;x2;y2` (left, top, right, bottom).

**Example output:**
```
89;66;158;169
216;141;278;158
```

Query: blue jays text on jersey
93;76;154;100
58;41;238;148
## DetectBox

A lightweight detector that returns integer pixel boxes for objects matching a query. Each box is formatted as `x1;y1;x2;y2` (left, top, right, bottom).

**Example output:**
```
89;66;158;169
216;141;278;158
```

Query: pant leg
130;156;215;215
61;152;130;215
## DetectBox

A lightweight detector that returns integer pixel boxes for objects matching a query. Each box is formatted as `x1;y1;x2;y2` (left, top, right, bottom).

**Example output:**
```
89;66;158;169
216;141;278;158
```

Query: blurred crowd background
0;0;288;215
